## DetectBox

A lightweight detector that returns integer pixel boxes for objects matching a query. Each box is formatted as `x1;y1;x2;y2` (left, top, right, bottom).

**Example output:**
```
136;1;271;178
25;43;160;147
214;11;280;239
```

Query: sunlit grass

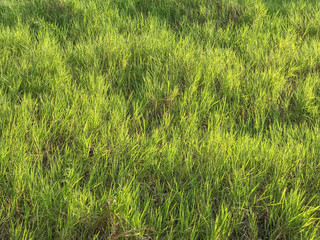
1;0;320;239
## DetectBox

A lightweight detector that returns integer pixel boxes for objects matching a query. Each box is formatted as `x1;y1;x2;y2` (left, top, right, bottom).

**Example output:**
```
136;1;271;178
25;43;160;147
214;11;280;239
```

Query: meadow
1;0;320;239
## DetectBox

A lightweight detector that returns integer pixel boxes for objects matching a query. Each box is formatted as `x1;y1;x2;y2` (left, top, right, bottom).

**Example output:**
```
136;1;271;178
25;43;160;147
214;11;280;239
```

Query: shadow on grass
20;0;87;44
0;3;17;28
114;0;253;32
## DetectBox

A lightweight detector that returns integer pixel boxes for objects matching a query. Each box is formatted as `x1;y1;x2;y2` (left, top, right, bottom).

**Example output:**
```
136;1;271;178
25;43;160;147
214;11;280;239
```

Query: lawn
1;0;320;239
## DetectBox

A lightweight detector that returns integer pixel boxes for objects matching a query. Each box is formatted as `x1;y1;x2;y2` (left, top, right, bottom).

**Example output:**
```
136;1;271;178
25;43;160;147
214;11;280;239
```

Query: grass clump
1;0;320;239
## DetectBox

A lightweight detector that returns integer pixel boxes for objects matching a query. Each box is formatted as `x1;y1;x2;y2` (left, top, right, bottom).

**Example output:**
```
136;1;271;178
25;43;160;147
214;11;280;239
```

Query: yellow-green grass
1;0;320;239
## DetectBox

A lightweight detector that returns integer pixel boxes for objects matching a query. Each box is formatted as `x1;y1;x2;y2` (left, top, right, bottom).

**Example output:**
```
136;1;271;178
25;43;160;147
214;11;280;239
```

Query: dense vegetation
1;0;320;239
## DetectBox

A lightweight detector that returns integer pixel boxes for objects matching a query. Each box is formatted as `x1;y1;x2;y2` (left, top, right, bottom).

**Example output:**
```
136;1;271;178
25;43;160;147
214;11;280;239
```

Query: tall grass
1;0;320;239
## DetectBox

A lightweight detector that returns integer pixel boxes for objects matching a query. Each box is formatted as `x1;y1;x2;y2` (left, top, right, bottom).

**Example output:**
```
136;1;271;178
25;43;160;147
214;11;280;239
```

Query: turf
1;0;320;239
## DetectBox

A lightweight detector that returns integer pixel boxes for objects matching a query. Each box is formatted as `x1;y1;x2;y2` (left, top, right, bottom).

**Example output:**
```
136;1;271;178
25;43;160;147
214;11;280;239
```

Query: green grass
1;0;320;239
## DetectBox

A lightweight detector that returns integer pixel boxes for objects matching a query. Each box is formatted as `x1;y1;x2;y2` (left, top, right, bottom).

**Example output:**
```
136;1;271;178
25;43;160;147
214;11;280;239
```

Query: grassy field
1;0;320;239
